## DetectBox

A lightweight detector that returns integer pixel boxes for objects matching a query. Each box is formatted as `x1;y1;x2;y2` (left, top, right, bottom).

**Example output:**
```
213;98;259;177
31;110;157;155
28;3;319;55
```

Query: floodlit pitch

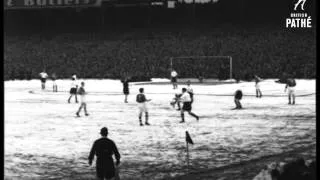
4;79;316;179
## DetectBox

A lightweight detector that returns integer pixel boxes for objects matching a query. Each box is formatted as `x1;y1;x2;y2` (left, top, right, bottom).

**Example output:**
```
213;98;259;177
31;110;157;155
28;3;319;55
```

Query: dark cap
100;127;108;136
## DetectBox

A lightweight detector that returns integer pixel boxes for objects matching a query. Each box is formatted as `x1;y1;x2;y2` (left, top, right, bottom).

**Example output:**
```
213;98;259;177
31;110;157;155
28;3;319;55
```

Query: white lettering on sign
7;0;14;6
25;0;35;6
64;0;73;5
22;0;95;6
48;0;54;5
37;0;47;5
57;0;63;5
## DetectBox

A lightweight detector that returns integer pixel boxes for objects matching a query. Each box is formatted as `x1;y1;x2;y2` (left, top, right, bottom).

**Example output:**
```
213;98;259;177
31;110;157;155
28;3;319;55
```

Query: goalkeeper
171;69;178;89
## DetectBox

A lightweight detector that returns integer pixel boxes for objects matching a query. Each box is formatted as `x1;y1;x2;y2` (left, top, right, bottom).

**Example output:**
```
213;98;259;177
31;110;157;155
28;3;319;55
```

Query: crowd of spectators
253;157;316;180
4;26;316;81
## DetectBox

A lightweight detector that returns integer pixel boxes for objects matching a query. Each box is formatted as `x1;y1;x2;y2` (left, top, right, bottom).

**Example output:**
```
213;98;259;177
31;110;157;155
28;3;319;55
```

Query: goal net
170;56;233;82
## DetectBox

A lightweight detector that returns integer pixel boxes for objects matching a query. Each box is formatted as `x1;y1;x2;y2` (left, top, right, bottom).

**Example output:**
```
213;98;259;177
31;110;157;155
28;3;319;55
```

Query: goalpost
170;56;233;81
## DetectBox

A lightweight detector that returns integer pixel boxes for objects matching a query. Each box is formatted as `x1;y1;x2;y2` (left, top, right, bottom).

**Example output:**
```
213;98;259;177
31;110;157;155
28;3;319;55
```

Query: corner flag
186;131;194;145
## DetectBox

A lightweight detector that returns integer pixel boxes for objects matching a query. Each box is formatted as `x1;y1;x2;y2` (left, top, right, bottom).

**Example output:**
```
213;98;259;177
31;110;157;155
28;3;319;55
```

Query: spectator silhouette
89;127;121;180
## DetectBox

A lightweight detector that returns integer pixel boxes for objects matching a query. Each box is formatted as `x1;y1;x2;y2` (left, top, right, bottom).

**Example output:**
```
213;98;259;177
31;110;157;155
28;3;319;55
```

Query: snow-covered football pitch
5;79;316;180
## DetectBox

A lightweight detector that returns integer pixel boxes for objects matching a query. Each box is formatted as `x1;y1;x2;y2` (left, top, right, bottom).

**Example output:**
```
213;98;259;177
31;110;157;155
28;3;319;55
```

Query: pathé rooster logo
294;0;307;11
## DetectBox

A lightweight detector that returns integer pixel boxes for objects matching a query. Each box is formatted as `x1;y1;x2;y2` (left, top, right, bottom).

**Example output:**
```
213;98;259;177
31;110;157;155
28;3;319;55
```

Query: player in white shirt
254;75;262;98
186;80;194;103
284;78;296;105
171;69;178;89
39;71;48;90
68;75;78;103
136;88;151;126
76;82;89;117
171;81;193;110
186;80;193;93
178;88;199;123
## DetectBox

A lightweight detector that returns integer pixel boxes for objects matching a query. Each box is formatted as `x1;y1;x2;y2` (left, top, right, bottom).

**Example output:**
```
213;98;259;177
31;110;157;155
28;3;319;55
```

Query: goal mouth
168;78;236;83
133;79;236;86
170;56;233;81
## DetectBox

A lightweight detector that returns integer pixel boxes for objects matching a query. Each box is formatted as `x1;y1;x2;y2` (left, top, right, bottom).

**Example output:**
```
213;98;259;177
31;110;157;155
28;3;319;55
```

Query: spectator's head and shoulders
96;127;114;144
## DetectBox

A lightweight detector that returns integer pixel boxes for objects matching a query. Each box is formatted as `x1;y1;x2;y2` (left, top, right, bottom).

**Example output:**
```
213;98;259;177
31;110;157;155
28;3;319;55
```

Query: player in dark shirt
121;77;130;103
89;127;121;180
170;93;182;110
234;90;243;109
136;88;151;126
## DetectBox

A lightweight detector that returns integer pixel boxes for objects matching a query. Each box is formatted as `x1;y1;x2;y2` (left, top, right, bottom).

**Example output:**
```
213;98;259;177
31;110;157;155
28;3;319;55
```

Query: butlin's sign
4;0;102;9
